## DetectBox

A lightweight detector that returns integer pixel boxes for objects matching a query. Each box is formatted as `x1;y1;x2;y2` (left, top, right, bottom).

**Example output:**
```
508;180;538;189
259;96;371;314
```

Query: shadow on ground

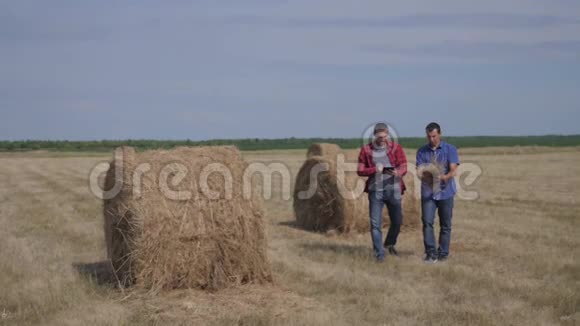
299;242;416;258
73;261;118;286
298;242;371;257
278;220;301;229
278;220;335;234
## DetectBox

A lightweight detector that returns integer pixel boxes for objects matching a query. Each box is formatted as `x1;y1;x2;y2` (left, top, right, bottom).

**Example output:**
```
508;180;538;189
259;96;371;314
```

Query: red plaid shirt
357;141;408;193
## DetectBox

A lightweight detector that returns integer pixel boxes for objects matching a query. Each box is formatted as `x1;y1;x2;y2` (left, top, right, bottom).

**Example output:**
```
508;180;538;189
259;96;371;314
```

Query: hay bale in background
294;144;420;233
306;143;341;159
294;144;371;233
103;146;272;291
293;155;368;233
401;170;421;228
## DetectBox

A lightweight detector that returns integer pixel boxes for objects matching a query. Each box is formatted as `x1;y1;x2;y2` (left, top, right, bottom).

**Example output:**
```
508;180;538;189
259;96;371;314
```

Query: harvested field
0;147;578;325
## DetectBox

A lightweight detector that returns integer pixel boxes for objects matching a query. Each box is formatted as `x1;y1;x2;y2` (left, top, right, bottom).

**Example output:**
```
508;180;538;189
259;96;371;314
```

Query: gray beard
373;142;386;150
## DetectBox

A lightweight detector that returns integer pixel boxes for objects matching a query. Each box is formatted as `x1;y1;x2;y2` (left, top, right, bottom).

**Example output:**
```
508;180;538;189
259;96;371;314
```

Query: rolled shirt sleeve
448;144;460;165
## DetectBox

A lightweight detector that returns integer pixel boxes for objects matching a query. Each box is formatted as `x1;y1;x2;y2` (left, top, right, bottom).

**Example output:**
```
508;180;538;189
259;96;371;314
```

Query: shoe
423;255;438;264
386;245;399;257
438;255;448;262
376;257;385;263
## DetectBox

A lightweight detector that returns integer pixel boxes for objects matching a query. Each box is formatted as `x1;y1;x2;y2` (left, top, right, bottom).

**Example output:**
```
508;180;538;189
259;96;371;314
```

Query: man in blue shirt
416;122;460;263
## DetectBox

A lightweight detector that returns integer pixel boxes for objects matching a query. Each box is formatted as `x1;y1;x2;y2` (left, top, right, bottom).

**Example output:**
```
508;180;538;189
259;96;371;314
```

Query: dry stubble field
0;147;579;325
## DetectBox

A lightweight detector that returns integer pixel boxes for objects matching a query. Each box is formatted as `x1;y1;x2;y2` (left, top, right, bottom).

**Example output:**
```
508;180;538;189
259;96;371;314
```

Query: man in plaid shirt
357;123;408;262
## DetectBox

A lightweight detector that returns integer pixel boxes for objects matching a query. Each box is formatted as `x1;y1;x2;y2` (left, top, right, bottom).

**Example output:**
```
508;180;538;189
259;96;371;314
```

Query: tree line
1;135;579;152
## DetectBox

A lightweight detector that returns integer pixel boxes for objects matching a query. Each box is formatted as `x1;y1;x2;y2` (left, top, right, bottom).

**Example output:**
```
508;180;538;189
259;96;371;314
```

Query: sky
1;0;579;140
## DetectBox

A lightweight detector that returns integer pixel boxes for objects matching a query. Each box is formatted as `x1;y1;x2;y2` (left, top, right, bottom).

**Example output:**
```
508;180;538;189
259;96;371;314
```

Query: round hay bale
401;170;421;228
294;144;421;233
306;143;341;159
103;146;272;291
293;155;368;233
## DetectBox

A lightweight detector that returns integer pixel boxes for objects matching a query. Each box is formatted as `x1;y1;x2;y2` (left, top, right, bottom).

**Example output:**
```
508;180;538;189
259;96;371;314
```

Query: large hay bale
103;146;272;291
293;144;420;233
306;143;341;159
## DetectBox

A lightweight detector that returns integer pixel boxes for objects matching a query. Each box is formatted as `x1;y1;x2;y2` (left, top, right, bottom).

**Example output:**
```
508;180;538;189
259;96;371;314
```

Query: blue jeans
421;196;454;258
368;191;402;260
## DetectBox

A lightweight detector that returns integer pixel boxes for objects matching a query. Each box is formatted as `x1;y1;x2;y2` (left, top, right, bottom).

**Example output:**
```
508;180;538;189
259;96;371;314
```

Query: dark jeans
421;196;454;258
368;190;402;260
